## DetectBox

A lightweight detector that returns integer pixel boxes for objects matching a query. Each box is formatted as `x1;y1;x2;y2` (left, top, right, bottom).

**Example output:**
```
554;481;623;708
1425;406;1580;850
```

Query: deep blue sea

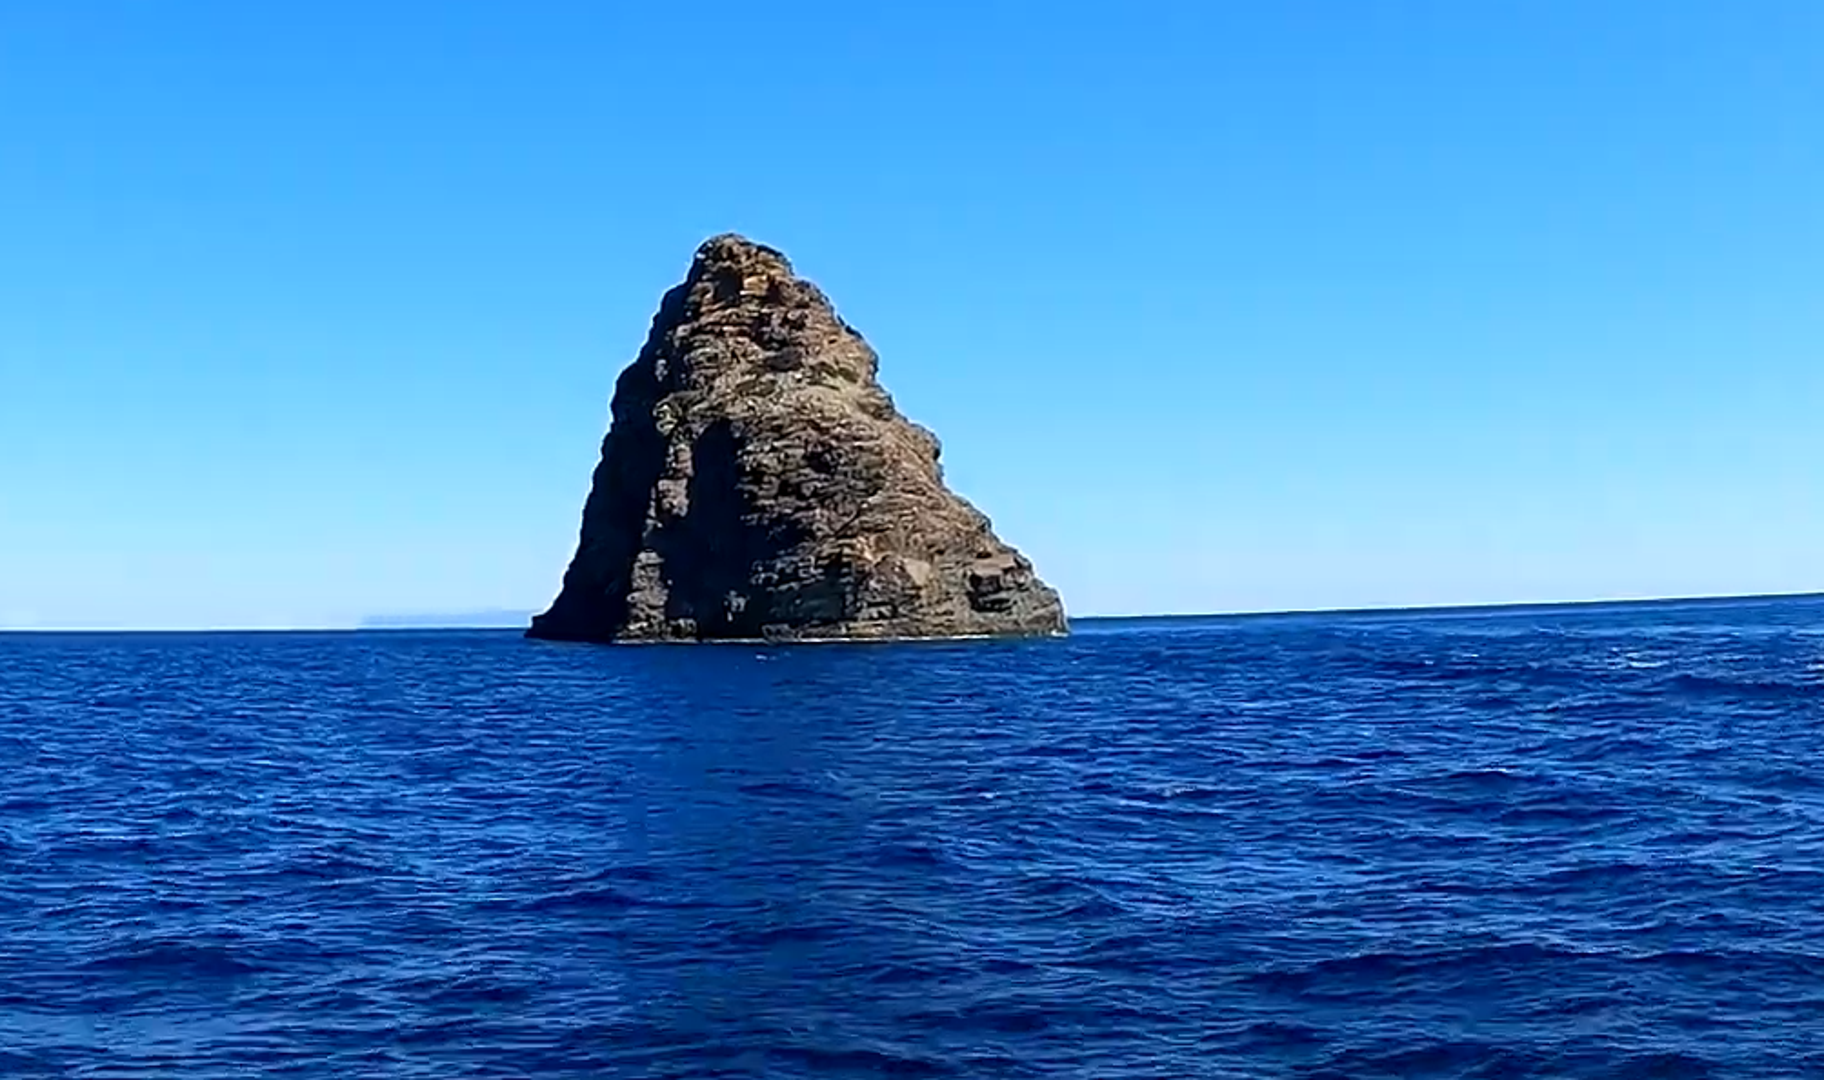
5;596;1824;1078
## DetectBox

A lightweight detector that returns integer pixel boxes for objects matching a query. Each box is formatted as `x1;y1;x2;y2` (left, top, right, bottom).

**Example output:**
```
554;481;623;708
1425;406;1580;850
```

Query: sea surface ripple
4;596;1824;1077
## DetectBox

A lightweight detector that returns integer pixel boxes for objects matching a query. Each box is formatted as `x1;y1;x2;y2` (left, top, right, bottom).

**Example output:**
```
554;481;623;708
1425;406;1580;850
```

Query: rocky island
528;235;1067;643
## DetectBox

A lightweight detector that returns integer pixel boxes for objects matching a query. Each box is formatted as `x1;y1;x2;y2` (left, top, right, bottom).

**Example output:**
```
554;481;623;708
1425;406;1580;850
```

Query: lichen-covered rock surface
529;234;1067;643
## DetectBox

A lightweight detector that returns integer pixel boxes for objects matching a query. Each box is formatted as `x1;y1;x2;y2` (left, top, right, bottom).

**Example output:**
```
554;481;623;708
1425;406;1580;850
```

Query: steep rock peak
529;235;1067;643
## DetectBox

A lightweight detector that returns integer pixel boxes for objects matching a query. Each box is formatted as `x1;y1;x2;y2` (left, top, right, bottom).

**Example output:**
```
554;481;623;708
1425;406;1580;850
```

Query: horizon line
3;588;1820;634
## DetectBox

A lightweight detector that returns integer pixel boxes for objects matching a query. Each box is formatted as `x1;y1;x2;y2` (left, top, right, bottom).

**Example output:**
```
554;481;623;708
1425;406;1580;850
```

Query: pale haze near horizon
1;3;1819;630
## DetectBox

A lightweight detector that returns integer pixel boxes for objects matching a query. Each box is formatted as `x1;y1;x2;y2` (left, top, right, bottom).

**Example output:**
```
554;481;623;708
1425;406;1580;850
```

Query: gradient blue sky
2;2;1819;629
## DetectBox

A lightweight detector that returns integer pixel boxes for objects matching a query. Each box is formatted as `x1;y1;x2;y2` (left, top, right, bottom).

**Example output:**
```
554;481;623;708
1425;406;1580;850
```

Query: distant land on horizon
1085;590;1824;624
358;610;538;629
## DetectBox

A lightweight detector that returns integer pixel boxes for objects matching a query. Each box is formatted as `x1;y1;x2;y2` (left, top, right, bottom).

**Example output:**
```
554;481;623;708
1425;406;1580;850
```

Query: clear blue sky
2;2;1819;629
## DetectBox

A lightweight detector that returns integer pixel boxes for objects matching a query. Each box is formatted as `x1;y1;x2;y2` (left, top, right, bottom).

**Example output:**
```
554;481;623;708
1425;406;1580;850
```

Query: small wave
873;841;950;868
1244;940;1598;995
81;940;268;977
423;973;538;1006
735;779;847;800
1230;1019;1327;1051
767;1042;956;1077
1661;672;1811;700
1427;766;1548;789
725;920;844;947
863;961;946;985
489;885;646;914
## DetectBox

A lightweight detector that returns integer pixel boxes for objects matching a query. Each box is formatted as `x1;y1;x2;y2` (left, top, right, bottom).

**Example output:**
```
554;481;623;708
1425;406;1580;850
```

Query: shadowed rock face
528;234;1067;643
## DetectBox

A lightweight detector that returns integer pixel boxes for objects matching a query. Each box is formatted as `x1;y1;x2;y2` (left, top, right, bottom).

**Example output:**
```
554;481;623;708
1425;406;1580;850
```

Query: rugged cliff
529;235;1066;642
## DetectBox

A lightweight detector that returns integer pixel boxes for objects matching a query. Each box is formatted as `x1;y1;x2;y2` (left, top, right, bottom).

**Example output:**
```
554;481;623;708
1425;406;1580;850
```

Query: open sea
4;595;1824;1078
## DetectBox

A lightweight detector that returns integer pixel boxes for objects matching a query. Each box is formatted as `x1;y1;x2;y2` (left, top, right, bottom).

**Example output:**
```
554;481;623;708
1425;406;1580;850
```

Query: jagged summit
697;232;787;263
528;234;1066;643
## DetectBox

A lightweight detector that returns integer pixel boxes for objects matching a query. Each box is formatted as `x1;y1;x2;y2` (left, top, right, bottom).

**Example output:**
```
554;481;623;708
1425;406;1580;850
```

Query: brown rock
528;235;1067;643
